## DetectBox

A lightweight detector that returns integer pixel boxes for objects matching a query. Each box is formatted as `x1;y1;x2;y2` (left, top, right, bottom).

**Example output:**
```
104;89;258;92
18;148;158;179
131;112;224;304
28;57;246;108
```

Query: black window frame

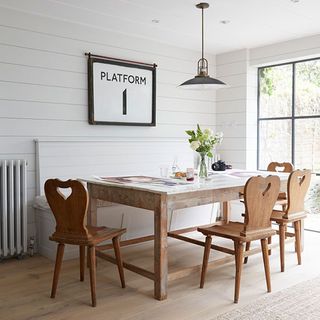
257;56;320;173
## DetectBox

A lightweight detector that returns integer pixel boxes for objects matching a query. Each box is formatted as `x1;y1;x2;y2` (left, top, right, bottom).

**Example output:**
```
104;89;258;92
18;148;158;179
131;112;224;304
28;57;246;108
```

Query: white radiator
0;160;27;258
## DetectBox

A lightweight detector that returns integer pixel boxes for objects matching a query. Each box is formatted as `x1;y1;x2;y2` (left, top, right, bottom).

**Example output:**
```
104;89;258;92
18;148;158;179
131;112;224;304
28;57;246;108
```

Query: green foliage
260;67;275;96
297;60;320;87
186;124;223;157
306;179;320;215
260;60;320;98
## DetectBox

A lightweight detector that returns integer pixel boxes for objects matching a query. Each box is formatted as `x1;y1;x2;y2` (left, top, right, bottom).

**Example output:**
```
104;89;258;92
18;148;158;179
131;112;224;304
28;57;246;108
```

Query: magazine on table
98;175;191;187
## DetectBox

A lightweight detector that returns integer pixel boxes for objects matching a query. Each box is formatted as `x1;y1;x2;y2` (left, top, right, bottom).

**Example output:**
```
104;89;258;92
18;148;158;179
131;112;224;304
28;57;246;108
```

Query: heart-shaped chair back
242;175;280;235
44;179;89;239
267;162;294;173
285;170;311;218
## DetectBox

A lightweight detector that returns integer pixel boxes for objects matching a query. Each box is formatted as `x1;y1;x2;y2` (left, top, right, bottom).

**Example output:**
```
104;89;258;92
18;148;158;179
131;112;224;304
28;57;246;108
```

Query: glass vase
198;152;208;179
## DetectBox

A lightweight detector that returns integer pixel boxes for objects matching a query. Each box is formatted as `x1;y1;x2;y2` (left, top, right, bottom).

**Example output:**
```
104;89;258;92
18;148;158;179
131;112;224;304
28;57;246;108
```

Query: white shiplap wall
215;49;257;169
213;50;257;221
250;33;320;67
0;5;216;239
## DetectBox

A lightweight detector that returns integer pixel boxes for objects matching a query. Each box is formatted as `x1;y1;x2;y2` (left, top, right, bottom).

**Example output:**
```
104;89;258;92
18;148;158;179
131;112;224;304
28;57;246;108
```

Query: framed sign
87;53;157;126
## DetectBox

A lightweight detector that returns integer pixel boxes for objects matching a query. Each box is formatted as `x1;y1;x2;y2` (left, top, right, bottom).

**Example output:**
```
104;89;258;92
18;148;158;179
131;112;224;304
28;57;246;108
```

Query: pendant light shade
180;2;227;90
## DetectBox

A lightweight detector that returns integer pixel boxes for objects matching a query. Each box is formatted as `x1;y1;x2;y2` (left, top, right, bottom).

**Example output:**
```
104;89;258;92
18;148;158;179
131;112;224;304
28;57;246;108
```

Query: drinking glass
159;165;169;178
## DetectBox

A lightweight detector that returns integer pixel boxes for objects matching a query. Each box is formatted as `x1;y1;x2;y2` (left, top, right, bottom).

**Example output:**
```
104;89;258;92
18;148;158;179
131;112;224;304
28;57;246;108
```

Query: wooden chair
270;169;311;272
267;162;294;210
198;175;280;303
240;162;293;206
242;162;293;263
45;179;126;307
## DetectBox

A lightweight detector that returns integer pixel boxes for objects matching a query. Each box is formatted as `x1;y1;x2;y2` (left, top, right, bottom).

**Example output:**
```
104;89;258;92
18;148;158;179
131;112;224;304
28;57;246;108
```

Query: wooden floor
1;230;320;320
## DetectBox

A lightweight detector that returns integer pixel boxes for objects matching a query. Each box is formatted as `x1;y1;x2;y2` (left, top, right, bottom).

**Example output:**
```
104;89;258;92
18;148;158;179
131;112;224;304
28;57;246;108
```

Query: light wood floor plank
1;231;320;320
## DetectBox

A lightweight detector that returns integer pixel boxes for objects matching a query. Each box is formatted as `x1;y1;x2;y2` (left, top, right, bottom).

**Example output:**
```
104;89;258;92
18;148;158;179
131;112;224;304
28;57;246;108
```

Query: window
258;58;320;173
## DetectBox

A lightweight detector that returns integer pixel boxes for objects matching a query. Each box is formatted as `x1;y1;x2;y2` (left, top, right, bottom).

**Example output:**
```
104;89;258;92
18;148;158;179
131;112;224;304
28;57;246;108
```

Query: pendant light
180;2;227;90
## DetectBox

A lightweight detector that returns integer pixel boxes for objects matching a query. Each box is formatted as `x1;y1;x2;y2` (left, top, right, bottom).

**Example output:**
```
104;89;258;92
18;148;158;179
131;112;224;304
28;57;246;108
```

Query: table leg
221;201;230;223
154;195;168;300
87;183;97;227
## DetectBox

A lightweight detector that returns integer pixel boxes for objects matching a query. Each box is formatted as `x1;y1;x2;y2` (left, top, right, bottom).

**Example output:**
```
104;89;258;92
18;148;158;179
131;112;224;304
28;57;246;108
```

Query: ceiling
5;0;320;54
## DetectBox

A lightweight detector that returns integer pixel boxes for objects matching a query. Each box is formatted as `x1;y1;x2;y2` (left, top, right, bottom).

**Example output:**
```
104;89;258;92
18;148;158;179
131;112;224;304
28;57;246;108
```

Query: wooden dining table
83;170;290;301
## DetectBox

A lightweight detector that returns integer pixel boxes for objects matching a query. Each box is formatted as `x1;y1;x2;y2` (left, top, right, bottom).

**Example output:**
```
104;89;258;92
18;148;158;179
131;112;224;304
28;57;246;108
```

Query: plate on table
171;172;187;180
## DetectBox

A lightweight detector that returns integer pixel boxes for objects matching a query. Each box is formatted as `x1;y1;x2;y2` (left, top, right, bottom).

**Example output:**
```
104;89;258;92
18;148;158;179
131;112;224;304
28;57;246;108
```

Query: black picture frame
87;55;157;126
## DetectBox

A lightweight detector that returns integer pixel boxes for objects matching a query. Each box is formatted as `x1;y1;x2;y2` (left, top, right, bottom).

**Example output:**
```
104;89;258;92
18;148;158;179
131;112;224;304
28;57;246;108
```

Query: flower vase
198;152;208;179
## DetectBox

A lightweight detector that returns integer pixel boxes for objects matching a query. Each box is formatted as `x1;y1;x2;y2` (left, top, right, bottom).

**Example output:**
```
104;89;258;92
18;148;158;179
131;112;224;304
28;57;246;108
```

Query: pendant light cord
179;2;227;88
201;6;204;60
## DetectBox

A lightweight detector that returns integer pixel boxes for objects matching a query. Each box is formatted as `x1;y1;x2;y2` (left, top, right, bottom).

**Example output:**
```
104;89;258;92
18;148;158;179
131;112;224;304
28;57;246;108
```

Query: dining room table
82;170;291;301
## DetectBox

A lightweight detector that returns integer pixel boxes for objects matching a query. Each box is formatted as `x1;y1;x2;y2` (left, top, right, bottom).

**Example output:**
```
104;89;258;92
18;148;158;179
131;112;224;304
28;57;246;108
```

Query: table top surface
81;169;289;195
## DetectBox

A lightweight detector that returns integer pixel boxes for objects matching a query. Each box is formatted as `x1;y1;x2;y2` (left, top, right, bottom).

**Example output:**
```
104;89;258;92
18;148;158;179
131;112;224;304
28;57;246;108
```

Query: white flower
203;128;213;137
216;131;223;138
190;140;200;151
215;132;224;143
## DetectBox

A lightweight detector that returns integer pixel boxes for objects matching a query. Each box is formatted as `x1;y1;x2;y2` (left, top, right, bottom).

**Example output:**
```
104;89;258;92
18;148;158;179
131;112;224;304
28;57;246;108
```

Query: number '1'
123;89;127;115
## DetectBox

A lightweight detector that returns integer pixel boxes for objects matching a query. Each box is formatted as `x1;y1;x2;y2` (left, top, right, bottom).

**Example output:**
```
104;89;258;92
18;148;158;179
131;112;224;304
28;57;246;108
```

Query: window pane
295;118;320;173
259;65;293;118
259;120;292;170
304;176;320;232
296;60;320;116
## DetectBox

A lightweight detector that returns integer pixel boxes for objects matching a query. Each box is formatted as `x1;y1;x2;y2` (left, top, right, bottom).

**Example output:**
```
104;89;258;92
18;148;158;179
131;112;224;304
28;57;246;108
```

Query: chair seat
270;210;307;224
198;222;275;242
87;226;126;242
275;199;287;207
50;226;126;245
278;192;287;200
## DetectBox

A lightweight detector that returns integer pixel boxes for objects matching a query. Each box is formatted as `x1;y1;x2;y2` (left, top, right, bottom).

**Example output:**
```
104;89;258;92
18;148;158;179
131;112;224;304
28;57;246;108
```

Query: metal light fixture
180;2;227;90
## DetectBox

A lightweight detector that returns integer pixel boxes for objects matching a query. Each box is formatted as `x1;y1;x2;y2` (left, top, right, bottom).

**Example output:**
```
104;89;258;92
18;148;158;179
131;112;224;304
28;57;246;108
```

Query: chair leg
244;242;250;264
51;243;65;299
88;246;97;307
112;236;126;288
294;220;302;265
284;225;287;240
261;238;271;292
279;224;286;272
87;246;90;268
80;245;85;281
294;223;298;253
87;246;97;268
300;220;304;253
200;235;212;289
268;236;272;255
234;241;244;303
